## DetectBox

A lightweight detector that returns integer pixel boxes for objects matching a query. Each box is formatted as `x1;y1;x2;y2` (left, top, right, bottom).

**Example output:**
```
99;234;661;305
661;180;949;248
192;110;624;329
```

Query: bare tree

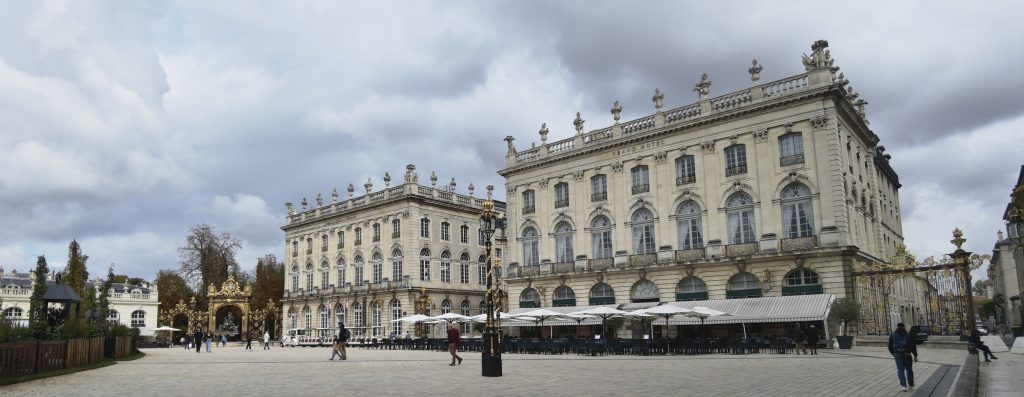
178;224;241;303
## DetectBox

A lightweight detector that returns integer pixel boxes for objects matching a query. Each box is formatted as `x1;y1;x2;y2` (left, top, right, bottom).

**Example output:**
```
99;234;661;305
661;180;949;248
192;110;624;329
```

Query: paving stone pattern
1;345;967;397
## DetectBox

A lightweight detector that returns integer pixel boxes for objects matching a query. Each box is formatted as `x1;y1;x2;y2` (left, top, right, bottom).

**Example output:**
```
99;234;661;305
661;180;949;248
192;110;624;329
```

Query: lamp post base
481;330;502;377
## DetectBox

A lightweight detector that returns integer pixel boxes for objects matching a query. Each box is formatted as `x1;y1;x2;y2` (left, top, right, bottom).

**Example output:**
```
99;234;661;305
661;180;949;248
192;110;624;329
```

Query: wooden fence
0;336;136;379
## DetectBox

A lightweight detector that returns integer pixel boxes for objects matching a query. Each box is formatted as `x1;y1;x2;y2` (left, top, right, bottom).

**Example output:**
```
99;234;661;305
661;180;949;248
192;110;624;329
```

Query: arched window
320;261;330;289
781;183;815;238
591;215;613;259
372;303;382;336
727;272;761;299
783;268;823;295
519;288;540;308
630;280;660;303
2;307;22;319
337;258;346;286
291;266;299;291
459;253;470;284
477;254;487;284
553;286;576;306
335;304;346;328
391;249;403;281
441;299;452;314
354;255;365;285
319;304;329;329
303;306;312;329
440;251;452;283
676;277;708;301
305;263;314;290
390;299;402;332
726;192;756;244
419;249;431;281
676;201;704;250
521;227;539;266
631;208;656;254
372;252;383;284
478;300;487;316
554;221;574;263
589;283;615;305
353;302;364;336
108;309;120;323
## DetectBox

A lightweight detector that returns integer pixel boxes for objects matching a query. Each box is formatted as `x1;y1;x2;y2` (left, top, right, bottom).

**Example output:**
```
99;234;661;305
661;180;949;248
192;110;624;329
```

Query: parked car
910;325;932;344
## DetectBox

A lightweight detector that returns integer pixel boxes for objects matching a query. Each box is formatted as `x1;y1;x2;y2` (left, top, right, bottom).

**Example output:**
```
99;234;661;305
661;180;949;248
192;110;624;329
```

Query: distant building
497;40;910;338
0;268;159;336
280;165;504;338
991;165;1024;328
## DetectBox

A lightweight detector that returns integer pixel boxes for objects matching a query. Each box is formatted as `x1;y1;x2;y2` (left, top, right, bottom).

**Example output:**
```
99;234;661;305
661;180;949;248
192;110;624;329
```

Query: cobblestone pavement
2;345;967;397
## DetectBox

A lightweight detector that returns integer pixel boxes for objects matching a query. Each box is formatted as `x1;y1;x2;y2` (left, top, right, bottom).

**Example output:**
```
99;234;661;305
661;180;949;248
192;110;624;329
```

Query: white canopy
150;326;180;332
392;314;432;323
428;313;471;323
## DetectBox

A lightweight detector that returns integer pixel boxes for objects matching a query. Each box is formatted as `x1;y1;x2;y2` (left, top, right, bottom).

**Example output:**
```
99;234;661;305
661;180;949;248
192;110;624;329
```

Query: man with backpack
337;323;350;360
888;323;918;392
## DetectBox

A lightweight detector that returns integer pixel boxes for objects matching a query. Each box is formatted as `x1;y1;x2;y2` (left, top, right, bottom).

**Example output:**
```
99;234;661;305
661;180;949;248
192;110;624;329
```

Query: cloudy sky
2;1;1022;282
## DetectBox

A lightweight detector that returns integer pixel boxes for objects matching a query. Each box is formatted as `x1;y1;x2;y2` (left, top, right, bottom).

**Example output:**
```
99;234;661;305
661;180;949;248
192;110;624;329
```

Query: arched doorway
215;305;244;340
172;313;190;342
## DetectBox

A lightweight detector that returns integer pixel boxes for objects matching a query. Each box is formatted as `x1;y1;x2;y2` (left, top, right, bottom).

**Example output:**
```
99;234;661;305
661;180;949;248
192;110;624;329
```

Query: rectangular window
292;241;298;257
420;219;430;238
441;261;450;283
441;222;450;241
460;263;469;284
306;239;313;254
779;133;805;166
592;230;612;259
554;183;569;208
392;219;401;239
337;232;345;248
372;223;381;242
675;155;696;185
420;258;430;281
478;262;486;284
725;145;748;176
591;174;607;202
354;228;362;246
631;166;649;194
460;225;469;244
321;235;329;250
522;190;536;214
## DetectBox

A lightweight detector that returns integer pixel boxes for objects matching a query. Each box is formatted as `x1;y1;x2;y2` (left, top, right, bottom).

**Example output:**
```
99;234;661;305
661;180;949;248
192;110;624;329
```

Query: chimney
997;230;1004;241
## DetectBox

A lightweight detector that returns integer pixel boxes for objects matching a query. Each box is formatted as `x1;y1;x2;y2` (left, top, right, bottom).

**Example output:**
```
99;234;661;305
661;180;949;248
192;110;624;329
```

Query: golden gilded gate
852;231;987;336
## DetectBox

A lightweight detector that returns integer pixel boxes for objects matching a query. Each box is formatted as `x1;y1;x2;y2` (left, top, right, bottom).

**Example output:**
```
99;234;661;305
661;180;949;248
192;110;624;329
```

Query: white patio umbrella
150;326;181;345
428;313;471;323
560;313;596;337
468;312;516;323
392;314;431;323
569;307;630;337
512;309;569;337
687;306;734;337
638;305;693;338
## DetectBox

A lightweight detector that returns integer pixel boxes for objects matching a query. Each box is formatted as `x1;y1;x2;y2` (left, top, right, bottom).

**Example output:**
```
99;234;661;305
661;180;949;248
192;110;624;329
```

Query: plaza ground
0;343;1003;397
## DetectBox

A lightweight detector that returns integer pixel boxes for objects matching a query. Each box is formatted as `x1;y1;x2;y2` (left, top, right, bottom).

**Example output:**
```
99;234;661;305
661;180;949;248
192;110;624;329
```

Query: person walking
205;333;212;353
329;335;344;360
194;330;203;353
969;330;998;362
888;323;915;392
806;324;820;355
263;331;271;350
245;332;253;351
338;323;350;360
181;336;187;350
447;323;462;366
791;323;807;355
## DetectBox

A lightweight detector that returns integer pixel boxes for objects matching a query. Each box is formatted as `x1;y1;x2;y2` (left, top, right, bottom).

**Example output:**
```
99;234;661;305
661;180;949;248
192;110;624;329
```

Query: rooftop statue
652;89;664;111
748;59;763;82
802;39;832;71
504;136;516;155
301;197;308;210
331;188;339;203
573;112;585;135
694;73;712;99
405;164;418;183
610;101;622;123
316;193;323;207
539;123;549;143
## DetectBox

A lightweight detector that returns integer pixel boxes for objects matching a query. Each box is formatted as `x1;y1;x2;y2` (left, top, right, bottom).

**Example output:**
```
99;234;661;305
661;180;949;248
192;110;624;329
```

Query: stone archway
207;275;252;340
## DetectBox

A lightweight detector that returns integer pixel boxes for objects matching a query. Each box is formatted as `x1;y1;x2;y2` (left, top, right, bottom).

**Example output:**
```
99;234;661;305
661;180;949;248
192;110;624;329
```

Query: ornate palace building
498;40;905;337
281;165;505;338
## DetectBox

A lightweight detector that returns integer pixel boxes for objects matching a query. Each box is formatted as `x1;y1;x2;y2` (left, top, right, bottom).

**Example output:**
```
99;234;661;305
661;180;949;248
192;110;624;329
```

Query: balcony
676;175;696;185
305;248;312;255
519;266;540;277
337;243;344;249
522;206;536;215
0;288;28;296
553;262;574;273
725;164;748;176
292;251;298;257
674;248;705;262
588;258;614;271
354;239;362;246
628;254;657;267
554;199;569;208
726;242;758;256
631;184;650;194
373;236;380;243
392;232;400;239
781;236;817;252
591;192;607;202
780;154;805;167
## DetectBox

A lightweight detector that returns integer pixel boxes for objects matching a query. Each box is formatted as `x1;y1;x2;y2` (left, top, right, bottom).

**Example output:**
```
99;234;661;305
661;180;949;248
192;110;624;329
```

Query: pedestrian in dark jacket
245;333;253;351
806;325;820;355
447;323;463;366
790;324;807;355
194;331;203;353
888;323;915;392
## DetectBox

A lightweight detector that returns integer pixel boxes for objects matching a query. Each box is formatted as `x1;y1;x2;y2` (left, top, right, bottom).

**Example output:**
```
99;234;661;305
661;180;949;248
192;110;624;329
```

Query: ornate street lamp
948;228;977;341
479;185;506;377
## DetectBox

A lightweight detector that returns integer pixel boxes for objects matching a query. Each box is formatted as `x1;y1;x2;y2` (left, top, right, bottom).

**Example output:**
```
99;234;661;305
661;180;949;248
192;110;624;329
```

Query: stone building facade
0;268;159;336
498;41;905;336
280;165;505;338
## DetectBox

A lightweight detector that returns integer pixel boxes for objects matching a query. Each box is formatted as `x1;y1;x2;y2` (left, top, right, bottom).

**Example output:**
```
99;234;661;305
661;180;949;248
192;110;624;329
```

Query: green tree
178;224;241;305
251;254;284;309
97;266;114;323
29;256;50;336
154;269;193;312
126;277;147;286
63;240;91;320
